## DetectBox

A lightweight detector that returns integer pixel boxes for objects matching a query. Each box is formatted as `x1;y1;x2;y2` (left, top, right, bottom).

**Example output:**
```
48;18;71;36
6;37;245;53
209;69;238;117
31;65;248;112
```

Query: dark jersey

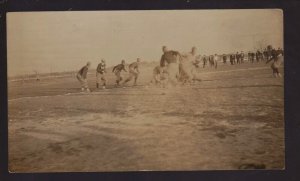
97;63;106;73
160;50;180;67
112;64;126;73
78;65;89;79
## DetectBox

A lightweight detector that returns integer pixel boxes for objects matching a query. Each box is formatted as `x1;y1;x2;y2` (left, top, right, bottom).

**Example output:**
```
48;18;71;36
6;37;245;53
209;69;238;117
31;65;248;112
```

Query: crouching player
77;62;91;92
150;65;168;87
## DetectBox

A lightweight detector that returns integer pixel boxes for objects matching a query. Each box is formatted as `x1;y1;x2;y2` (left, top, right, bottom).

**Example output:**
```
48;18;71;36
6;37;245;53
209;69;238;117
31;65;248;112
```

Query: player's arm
112;65;116;72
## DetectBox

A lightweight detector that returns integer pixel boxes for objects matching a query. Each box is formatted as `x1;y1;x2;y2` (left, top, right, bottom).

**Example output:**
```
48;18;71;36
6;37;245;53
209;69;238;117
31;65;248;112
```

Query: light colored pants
166;63;179;86
179;62;193;81
271;55;283;75
179;62;201;83
76;74;88;89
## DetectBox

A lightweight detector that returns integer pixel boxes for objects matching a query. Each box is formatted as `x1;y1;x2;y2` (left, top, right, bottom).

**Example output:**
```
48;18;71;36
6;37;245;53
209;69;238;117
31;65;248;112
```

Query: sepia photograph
7;9;284;172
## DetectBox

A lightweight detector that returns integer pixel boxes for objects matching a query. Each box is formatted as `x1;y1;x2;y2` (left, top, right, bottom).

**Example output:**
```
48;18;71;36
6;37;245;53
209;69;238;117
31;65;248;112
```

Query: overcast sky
7;9;283;76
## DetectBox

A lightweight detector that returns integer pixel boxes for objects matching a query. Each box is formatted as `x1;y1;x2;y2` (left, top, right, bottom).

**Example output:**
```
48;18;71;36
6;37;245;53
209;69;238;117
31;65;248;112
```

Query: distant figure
202;55;208;68
112;60;127;86
251;52;256;63
222;54;227;64
263;49;268;61
259;50;263;62
77;62;91;92
256;50;260;62
230;54;235;65
96;59;107;89
213;54;218;69
208;55;215;68
34;70;40;81
160;46;181;86
236;52;240;64
248;52;255;63
123;58;141;86
240;51;245;63
232;53;236;64
266;47;284;78
248;52;252;63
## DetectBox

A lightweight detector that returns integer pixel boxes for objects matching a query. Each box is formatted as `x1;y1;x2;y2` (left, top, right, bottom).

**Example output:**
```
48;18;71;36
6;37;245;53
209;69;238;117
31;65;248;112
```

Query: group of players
76;58;141;92
76;45;284;92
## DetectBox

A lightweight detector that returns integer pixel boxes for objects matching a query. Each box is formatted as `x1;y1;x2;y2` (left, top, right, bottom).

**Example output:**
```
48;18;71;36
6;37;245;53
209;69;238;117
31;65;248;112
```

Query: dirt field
8;61;284;172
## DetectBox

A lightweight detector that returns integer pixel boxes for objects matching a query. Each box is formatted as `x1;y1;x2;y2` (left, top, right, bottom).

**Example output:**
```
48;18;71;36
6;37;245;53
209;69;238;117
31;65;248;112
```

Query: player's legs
96;72;101;88
166;63;179;86
153;73;160;84
133;72;138;85
180;62;194;84
271;63;277;77
275;68;281;77
115;71;122;86
101;73;106;88
83;79;90;92
191;67;202;83
77;74;86;91
123;69;135;85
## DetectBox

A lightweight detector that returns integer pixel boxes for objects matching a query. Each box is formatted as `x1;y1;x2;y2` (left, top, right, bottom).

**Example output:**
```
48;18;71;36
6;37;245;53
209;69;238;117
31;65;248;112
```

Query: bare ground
8;62;284;172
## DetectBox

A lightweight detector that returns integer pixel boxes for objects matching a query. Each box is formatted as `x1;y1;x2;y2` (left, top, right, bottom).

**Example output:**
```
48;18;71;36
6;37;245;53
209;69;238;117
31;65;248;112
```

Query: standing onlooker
222;54;227;64
213;54;218;69
240;51;245;64
236;52;240;64
230;54;234;65
202;55;208;68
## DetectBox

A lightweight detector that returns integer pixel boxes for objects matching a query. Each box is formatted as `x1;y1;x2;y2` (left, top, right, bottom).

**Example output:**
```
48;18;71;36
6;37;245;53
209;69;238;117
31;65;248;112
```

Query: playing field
8;62;284;172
